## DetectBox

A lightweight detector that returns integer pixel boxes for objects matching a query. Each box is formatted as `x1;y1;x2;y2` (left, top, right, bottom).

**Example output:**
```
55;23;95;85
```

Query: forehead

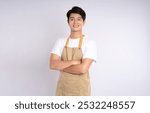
69;13;82;18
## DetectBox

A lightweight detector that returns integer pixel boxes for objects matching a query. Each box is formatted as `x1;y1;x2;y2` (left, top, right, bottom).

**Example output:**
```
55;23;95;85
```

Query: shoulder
83;36;96;47
82;36;97;62
54;37;66;46
51;37;67;57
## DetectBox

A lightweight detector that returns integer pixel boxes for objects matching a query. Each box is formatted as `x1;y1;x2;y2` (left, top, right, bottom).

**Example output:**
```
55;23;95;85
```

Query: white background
0;0;150;96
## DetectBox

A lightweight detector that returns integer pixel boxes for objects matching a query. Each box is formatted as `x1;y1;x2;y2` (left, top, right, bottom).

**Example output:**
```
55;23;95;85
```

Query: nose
74;19;78;24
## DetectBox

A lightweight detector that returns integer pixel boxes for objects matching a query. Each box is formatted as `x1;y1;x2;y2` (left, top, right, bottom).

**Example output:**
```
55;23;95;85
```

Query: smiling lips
73;25;79;28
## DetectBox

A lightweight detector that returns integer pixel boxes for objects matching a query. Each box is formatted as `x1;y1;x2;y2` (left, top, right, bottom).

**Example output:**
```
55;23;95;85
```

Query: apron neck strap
78;35;83;49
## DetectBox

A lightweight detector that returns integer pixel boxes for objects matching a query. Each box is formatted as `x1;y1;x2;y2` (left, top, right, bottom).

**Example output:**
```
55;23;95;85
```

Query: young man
50;6;97;96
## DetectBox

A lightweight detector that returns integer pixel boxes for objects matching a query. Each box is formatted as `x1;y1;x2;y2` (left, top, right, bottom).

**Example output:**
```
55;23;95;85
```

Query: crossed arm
50;53;93;75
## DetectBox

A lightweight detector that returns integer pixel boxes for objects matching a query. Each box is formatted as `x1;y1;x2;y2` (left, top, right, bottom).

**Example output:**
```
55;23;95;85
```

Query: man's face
68;13;85;32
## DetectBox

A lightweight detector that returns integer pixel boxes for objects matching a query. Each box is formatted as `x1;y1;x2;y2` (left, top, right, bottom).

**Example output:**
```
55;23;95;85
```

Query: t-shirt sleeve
83;40;97;62
50;38;64;57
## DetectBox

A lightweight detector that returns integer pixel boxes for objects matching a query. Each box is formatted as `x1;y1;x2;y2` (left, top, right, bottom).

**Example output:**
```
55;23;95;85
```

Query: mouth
73;25;79;28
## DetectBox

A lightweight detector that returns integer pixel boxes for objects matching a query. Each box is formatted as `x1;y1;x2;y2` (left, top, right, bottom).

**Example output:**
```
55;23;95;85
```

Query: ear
83;20;86;26
67;19;69;23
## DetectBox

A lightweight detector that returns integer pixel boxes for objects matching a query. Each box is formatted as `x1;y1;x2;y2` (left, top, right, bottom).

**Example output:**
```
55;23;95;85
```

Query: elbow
80;66;88;74
49;63;54;70
49;61;56;70
50;64;55;70
50;60;61;70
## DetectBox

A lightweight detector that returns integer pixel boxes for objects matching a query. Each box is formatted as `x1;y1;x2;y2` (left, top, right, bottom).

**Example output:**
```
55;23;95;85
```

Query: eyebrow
69;17;82;19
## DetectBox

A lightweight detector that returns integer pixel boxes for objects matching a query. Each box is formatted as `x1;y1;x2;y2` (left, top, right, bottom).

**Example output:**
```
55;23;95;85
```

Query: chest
61;47;83;60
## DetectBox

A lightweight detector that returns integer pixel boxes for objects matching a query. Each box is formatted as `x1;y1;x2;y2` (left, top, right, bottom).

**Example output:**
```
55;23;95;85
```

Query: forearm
50;60;73;70
50;59;82;71
63;58;93;75
50;54;92;74
63;64;87;75
50;53;81;71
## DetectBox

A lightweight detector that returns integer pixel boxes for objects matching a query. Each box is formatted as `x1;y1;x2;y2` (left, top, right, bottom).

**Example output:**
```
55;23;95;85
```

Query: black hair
66;6;86;22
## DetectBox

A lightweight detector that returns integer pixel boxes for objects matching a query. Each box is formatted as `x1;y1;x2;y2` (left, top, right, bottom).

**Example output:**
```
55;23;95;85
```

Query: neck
70;31;82;39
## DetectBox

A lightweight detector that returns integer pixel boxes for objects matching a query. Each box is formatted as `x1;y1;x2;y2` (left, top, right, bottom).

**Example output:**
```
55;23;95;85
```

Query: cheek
68;21;73;26
80;23;84;27
68;23;73;28
68;22;72;27
79;21;84;25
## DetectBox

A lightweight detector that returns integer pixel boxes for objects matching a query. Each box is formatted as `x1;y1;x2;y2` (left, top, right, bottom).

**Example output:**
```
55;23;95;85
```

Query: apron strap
65;37;70;48
65;35;83;49
78;35;83;49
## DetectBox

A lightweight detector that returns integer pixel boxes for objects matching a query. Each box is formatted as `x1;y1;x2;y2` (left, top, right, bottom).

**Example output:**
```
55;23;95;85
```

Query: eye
69;18;74;21
78;18;81;21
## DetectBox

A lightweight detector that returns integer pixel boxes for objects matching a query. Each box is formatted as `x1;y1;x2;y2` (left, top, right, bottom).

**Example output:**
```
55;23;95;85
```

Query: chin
72;28;81;32
72;30;81;32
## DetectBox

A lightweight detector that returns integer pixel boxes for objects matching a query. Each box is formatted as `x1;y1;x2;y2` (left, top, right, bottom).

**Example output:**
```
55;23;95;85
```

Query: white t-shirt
51;36;97;62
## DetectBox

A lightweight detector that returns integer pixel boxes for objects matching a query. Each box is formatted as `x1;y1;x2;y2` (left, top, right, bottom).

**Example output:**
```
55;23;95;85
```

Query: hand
72;60;81;65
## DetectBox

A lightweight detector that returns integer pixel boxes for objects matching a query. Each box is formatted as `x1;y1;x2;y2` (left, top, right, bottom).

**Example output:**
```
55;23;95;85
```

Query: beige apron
56;36;91;96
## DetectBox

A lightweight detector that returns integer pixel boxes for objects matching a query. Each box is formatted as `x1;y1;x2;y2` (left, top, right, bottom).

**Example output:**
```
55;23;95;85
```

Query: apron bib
56;36;91;96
